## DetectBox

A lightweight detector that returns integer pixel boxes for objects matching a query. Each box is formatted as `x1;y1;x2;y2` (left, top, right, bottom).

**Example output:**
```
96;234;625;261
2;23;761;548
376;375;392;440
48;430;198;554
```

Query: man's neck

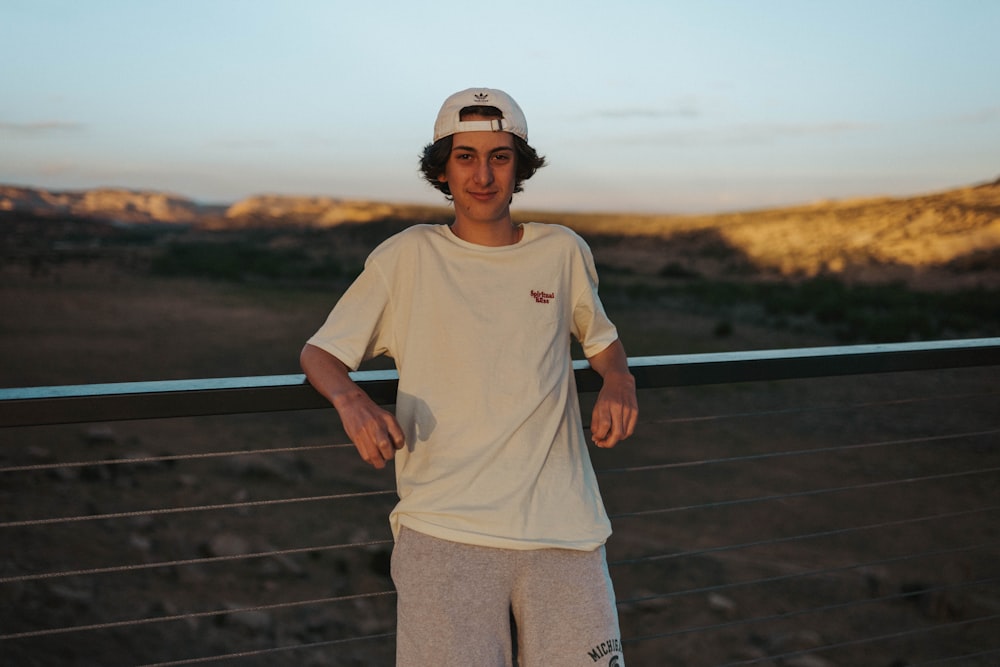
450;217;522;247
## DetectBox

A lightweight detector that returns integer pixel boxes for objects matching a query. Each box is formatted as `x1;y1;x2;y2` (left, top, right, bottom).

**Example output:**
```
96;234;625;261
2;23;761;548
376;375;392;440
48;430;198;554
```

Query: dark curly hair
419;105;546;199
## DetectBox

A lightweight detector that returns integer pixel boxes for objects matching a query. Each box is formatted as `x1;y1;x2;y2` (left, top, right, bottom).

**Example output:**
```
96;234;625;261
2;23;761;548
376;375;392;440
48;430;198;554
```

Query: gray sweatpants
391;527;625;667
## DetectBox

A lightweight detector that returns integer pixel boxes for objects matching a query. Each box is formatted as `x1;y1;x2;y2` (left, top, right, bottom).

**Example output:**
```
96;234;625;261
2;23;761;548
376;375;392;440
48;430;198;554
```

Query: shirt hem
391;513;610;552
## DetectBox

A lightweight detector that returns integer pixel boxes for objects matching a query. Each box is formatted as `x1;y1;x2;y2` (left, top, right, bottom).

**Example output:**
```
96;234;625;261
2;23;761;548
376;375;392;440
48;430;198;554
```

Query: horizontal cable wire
609;464;1000;520
138;580;995;667
5;539;984;623
622;577;997;648
4;391;993;476
582;389;1000;434
5;434;991;531
0;442;354;475
0;538;393;585
136;632;398;667
10;538;990;630
635;390;1000;428
599;428;1000;476
0;589;396;641
6;391;989;475
8;426;990;487
610;506;999;568
715;613;1000;667
118;624;1000;667
907;648;1000;666
148;618;997;667
616;542;990;607
5;475;988;583
3;356;996;664
0;488;396;529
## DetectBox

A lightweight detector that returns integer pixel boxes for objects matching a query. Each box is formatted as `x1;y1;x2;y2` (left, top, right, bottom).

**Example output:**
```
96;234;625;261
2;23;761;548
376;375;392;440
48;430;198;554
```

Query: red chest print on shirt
531;289;555;304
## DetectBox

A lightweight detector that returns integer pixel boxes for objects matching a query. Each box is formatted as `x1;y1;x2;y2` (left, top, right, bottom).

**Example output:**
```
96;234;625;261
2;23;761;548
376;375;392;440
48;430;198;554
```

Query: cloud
735;121;873;140
950;106;1000;124
39;162;79;176
205;137;276;151
580;104;703;121
0;120;85;134
617;120;874;147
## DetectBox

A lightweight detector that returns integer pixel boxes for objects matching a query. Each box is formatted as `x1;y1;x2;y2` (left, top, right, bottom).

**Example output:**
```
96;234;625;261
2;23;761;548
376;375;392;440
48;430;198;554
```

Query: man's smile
468;190;498;201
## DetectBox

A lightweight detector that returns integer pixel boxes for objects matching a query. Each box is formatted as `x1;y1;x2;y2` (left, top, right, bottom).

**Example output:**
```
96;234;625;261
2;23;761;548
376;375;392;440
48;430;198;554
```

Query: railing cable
714;613;1000;666
599;429;1000;476
906;648;1000;666
616;542;989;607
0;538;393;585
136;632;398;667
0;442;353;475
4;462;991;532
635;390;1000;428
4;392;995;475
610;465;1000;520
0;488;396;529
621;577;997;648
610;506;998;567
0;590;397;641
2;342;996;664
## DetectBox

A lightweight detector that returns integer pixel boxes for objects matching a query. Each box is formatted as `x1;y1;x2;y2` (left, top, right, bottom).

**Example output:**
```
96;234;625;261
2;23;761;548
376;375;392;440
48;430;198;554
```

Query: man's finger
590;408;609;443
625;408;638;437
358;441;388;469
376;437;397;460
385;416;406;450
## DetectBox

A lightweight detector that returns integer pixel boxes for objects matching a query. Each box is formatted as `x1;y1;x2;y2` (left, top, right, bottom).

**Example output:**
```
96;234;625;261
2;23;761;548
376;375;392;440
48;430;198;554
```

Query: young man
300;88;637;666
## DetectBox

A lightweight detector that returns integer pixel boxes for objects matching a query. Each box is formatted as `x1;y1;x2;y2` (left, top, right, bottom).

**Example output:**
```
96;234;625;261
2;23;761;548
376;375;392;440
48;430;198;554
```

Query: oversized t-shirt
307;222;620;550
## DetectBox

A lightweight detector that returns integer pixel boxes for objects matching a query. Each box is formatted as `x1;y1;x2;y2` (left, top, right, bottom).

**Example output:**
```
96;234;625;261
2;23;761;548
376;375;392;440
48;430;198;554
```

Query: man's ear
437;172;448;184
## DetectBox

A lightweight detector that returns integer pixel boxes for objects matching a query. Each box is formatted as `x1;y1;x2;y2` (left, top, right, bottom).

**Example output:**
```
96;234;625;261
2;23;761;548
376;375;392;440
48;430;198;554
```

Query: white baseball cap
433;88;529;143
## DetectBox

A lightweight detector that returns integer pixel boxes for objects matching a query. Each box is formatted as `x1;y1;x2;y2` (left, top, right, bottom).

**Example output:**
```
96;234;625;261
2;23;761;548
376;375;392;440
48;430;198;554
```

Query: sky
1;0;999;214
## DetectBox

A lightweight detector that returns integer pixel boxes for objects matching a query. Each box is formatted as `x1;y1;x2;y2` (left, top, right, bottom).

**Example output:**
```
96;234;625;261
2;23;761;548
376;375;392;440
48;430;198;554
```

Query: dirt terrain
0;183;998;665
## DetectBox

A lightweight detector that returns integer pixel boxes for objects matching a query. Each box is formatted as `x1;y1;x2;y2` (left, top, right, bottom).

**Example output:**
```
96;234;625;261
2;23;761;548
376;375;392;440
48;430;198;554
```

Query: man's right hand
300;343;405;469
333;390;406;469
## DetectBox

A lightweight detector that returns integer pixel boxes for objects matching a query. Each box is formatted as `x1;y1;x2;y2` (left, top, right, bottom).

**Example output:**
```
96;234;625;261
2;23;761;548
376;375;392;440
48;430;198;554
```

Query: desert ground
1;183;998;665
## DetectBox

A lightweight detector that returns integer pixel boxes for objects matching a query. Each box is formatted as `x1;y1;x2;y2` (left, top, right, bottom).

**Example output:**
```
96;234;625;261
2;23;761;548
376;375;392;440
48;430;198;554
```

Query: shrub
151;241;343;282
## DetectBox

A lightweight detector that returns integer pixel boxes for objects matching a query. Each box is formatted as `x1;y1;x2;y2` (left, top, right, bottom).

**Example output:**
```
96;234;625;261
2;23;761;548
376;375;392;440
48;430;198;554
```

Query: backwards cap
433;88;528;143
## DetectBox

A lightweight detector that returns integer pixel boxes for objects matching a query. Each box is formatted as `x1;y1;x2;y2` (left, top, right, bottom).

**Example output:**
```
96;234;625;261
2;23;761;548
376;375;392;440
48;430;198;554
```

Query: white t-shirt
307;222;620;550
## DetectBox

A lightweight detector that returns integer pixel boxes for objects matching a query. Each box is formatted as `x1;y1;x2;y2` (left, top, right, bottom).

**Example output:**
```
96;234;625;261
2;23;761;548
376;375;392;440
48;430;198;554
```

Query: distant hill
2;180;998;288
0;185;220;224
0;185;446;228
519;178;1000;289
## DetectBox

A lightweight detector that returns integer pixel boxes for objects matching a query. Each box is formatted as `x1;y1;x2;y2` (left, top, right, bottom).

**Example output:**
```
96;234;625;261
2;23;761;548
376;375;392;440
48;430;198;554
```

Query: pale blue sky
2;0;998;213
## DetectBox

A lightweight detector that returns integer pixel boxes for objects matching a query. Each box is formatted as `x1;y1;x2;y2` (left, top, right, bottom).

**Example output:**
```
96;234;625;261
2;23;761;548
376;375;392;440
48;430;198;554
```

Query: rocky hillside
0;185;443;229
3;179;999;287
520;178;1000;289
215;194;446;228
0;185;216;224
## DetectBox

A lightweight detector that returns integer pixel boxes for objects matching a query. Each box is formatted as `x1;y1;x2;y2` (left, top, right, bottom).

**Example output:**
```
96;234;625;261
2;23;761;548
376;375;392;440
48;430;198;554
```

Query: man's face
438;115;517;225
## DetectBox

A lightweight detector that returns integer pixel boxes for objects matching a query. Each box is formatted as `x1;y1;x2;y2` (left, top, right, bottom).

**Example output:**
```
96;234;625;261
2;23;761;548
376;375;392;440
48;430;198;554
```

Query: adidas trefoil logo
474;92;489;103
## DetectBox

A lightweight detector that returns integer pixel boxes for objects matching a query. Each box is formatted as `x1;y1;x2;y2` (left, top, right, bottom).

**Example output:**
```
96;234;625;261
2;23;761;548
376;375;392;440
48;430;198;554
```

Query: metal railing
1;338;999;666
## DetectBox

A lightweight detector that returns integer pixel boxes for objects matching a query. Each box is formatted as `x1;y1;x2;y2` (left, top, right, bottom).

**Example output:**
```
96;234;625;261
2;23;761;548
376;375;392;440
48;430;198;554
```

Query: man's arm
586;339;638;448
300;343;405;469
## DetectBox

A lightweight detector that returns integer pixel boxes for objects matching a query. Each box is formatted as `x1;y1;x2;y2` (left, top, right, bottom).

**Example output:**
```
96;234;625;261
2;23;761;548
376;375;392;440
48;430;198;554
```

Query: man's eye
492;153;512;162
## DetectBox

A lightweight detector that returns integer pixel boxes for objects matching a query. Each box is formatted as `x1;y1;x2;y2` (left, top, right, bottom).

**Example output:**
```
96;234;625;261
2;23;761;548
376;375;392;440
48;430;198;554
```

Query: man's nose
473;159;493;185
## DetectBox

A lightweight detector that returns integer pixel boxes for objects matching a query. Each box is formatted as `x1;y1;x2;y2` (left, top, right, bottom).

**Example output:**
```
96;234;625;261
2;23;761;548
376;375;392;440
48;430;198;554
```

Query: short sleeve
306;262;394;370
569;234;619;358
